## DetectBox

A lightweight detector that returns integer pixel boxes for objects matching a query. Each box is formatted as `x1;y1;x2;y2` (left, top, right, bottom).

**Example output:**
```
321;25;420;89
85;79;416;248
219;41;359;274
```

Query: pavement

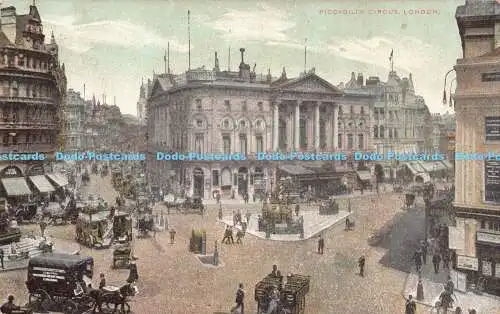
219;210;351;241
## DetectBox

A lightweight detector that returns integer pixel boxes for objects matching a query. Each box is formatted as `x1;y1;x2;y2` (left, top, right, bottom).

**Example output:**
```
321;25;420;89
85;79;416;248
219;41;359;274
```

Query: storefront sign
477;232;500;245
482;260;492;276
485;116;500;141
457;255;479;271
485;160;500;203
0;166;22;177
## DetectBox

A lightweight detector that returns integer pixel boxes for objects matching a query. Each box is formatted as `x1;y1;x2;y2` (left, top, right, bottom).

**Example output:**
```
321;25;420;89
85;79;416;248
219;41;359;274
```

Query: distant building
452;0;500;295
340;70;436;181
64;89;86;151
430;113;450;155
147;49;368;199
136;79;149;125
0;3;67;198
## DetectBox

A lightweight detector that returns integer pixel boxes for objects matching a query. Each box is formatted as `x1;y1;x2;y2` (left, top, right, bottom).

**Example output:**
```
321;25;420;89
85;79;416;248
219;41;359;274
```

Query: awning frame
1;177;32;196
29;175;56;193
46;173;69;187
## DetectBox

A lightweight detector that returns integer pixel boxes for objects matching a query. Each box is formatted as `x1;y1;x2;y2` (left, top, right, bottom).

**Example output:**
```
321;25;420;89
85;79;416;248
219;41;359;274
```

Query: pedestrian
443;250;450;269
169;228;176;244
404;294;416;314
127;261;139;284
345;217;350;230
432;253;441;274
1;295;21;314
236;230;244;244
0;248;4;269
317;235;324;254
98;273;106;289
414;249;423;272
358;255;365;277
222;226;229;244
420;240;428;265
39;221;47;237
228;227;235;244
230;283;244;314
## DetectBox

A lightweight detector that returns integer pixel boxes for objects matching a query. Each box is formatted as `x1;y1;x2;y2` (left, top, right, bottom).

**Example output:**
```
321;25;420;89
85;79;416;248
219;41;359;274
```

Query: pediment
279;74;342;95
150;79;165;97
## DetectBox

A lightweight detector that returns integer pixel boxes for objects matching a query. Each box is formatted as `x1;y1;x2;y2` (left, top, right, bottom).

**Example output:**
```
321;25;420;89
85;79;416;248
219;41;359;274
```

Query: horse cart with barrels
255;273;310;314
112;243;133;269
26;253;95;313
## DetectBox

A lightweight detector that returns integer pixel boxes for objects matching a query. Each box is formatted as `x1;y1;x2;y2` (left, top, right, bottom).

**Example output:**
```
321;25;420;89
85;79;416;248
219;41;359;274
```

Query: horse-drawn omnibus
26;253;95;313
75;211;110;248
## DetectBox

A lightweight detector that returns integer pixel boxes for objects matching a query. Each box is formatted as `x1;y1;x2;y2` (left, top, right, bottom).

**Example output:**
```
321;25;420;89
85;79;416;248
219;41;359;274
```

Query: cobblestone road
0;174;450;314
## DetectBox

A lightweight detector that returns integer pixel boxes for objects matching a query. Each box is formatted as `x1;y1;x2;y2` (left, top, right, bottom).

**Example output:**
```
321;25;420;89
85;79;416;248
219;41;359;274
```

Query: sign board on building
482;260;493;276
457;255;479;271
449;226;465;251
0;166;22;177
477;232;500;245
485;116;500;141
450;269;467;292
485;160;500;203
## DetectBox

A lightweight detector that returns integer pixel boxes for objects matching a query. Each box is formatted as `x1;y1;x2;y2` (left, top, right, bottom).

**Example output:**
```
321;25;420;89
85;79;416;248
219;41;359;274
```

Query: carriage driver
0;295;21;314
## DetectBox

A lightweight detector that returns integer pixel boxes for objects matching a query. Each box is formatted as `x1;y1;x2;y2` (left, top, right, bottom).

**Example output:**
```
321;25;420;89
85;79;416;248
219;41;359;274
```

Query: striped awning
29;175;55;193
356;171;372;181
1;177;32;196
46;173;68;187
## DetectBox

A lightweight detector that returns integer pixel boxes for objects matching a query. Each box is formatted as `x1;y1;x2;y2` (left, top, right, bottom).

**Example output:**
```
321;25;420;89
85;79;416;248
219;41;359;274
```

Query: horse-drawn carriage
255;273;310;314
26;253;95;313
165;195;204;215
318;198;339;215
0;200;21;245
75;211;111;248
112;243;133;269
113;211;132;243
41;202;72;225
13;202;39;223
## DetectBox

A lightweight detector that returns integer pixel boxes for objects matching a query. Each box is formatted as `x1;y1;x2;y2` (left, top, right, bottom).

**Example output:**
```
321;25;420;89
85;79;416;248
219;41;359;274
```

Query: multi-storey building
340;70;434;180
136;79;148;125
450;0;500;294
147;49;372;199
64;88;86;151
0;4;67;198
430;113;450;154
84;98;123;151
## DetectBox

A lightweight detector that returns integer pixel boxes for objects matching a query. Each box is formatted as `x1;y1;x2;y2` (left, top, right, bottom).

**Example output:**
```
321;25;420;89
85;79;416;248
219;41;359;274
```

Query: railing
0;121;58;129
0;96;57;105
0;143;55;153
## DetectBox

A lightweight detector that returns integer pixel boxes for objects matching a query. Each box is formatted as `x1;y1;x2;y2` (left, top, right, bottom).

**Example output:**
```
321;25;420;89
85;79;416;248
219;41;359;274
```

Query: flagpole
188;10;191;70
164;49;167;74
167;42;170;75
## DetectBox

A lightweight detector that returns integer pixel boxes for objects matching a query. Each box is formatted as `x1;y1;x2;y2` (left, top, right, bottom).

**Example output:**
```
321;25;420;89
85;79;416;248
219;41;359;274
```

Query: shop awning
415;172;431;183
46;173;68;187
1;177;32;196
442;160;453;169
419;161;448;173
29;175;55;193
356;171;372;181
403;162;425;175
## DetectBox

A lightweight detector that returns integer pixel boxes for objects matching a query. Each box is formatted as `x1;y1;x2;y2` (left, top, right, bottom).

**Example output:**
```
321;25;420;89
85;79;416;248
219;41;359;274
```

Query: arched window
379;126;385;138
373;125;378;138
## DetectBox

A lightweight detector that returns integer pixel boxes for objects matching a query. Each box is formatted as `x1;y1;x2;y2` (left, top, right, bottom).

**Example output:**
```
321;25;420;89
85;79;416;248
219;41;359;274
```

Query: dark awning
1;177;32;196
29;175;55;193
279;165;314;176
46;173;68;187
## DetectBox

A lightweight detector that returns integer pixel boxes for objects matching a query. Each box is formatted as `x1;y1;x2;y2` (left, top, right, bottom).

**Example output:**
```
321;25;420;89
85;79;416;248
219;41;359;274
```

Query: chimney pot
240;48;245;63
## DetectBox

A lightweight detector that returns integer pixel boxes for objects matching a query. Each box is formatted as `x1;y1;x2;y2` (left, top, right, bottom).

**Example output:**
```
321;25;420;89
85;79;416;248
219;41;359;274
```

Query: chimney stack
357;73;364;86
240;48;245;65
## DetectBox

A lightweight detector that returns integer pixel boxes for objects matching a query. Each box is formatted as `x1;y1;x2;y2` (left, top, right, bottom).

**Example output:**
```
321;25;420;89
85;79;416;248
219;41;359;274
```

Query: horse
93;283;137;314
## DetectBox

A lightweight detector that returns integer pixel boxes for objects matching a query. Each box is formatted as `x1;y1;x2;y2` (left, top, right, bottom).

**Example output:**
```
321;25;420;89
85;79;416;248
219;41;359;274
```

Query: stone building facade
147;49;371;199
340;70;433;179
64;88;86;151
0;4;67;198
450;0;500;294
136;79;148;125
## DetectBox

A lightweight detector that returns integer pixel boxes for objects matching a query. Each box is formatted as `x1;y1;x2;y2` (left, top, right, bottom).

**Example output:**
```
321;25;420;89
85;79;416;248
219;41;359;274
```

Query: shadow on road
368;206;425;274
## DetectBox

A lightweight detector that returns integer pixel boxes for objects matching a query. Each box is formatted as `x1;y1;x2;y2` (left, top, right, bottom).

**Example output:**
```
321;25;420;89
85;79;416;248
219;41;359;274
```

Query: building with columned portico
146;48;373;199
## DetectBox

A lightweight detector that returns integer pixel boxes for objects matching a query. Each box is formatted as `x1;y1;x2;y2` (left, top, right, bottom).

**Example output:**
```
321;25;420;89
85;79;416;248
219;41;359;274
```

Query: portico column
272;102;279;150
333;104;339;149
314;103;320;150
294;102;300;150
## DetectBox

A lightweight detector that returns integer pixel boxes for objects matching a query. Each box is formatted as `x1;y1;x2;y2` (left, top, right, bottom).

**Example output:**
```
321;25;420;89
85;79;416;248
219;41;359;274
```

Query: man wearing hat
127;261;139;284
1;295;20;314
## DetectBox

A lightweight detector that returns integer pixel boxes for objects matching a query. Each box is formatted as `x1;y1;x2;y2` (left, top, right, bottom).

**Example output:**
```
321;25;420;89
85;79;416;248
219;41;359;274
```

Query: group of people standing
413;238;454;275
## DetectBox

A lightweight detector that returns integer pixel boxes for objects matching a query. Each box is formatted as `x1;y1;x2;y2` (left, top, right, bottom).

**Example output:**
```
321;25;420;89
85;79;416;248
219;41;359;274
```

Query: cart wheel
62;299;78;314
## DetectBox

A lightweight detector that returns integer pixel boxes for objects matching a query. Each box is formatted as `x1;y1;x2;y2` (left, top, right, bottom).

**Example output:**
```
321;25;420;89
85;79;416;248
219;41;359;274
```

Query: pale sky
5;0;463;115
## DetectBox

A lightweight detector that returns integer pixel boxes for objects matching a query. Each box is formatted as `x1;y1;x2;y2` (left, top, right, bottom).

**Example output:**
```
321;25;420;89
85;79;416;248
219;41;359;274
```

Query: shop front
0;165;32;203
476;231;500;295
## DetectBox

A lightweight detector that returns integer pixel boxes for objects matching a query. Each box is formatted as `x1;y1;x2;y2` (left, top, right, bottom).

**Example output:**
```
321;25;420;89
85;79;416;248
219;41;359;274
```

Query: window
224;100;231;112
485;160;500;203
212;170;219;186
242;101;247;112
256;120;262;128
389;129;393;138
350;106;354;114
257;102;263;111
347;134;353;149
358;134;364;149
300;119;307;149
196;120;203;128
486;117;500;142
360;106;365;115
223;135;231;154
394;129;398;138
320;120;326;148
223;119;230;129
195;99;202;110
339;106;343;115
256;135;263;152
373;126;378;138
379;126;385;138
239;134;247;155
239;120;246;128
195;134;204;153
11;81;18;97
338;133;343;149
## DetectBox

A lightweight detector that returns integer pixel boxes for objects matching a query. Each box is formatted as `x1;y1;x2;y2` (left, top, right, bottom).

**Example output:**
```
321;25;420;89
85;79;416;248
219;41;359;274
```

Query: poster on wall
457;255;478;271
482;260;492;276
448;226;465;251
